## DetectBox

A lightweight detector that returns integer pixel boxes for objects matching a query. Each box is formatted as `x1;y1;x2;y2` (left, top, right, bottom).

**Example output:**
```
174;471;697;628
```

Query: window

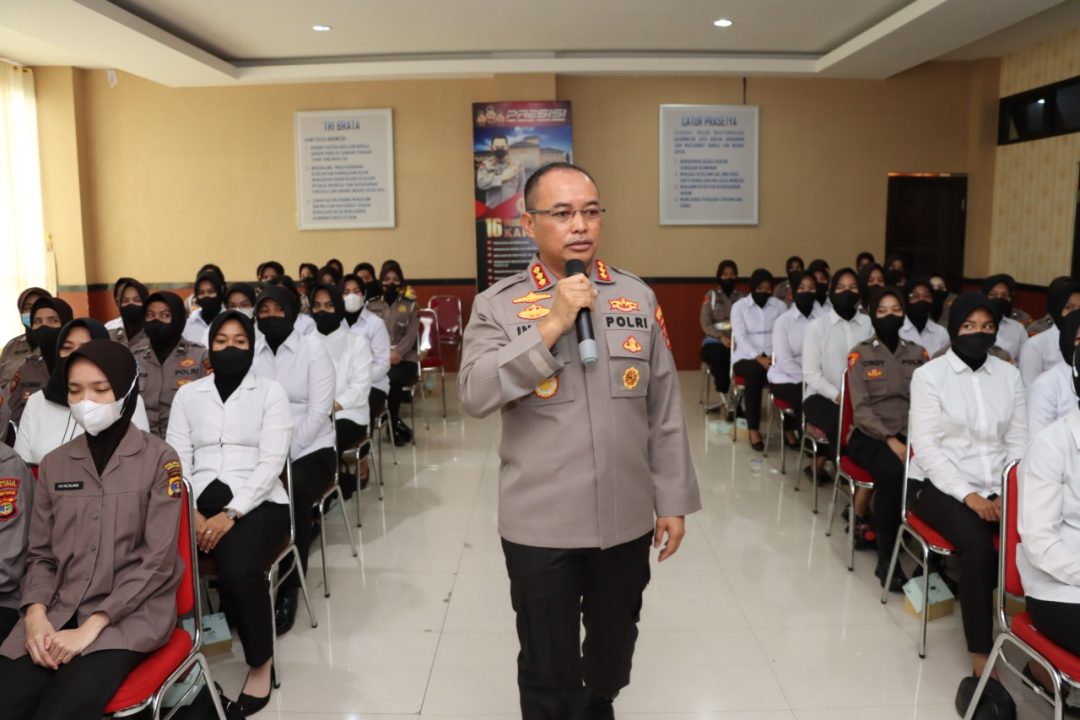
999;75;1080;145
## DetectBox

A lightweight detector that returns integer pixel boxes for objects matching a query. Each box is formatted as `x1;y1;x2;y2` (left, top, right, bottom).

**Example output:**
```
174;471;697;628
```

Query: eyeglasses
526;207;606;224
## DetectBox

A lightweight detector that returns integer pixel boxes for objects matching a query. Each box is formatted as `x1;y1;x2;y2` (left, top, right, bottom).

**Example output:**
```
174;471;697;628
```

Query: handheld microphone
565;259;598;365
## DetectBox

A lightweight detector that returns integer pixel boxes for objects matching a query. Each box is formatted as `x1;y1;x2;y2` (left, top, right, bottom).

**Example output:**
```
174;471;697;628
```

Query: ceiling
0;0;1077;87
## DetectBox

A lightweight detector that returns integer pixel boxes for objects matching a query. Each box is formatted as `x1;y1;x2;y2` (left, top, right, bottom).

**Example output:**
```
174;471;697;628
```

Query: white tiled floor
204;372;1054;718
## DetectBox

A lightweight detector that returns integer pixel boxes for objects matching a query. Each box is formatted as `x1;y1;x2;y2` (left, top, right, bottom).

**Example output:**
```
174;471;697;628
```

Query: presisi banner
474;101;572;291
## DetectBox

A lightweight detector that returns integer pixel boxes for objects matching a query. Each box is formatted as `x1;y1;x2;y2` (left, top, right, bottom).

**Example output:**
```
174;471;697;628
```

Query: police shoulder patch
847;351;861;368
0;477;20;522
655;306;671;350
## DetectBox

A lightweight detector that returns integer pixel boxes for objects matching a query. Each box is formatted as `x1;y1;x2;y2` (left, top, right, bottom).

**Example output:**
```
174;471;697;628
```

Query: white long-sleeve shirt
1026;361;1073;441
1019;325;1060;387
252;329;336;459
909;350;1027;503
319;324;373;427
350;309;391;394
1018;407;1080;602
14;390;150;465
996;316;1027;362
182;309;217;346
900;317;949;358
802;309;872;401
767;305;821;385
167;372;292;516
730;296;786;364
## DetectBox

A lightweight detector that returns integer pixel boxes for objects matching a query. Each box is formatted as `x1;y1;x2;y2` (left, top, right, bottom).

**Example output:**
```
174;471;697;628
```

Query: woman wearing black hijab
183;271;226;346
883;254;907;287
0;340;183;720
225;282;258;319
137;292;209;439
108;279;149;348
376;260;420;444
700;259;742;395
856;263;886;312
1019;277;1080;386
167;311;292;713
730;268;786;451
251;285;336;635
907;292;1026;679
980;273;1027;361
3;297;74;439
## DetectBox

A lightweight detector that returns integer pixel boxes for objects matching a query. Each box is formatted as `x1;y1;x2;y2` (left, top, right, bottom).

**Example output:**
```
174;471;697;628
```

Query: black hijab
194;271;226;323
341;274;367;326
1058;309;1080;365
905;276;934;332
828;267;860;321
317;265;343;288
116;279;149;337
43;318;110;406
857;263;885;304
789;271;816;317
981;274;1017;320
749;268;774;308
256;285;298;353
312;283;345;335
1047;277;1080;329
225;282;257;309
143;291;188;363
66;340;139;474
207;311;255;402
716;260;738;297
29;297;74;357
947;292;1000;371
868;287;906;353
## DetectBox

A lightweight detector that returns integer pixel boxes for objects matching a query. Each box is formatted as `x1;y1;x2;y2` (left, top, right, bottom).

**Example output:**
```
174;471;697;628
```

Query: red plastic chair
428;295;463;366
104;479;227;719
825;371;876;567
963;461;1080;720
418;308;446;419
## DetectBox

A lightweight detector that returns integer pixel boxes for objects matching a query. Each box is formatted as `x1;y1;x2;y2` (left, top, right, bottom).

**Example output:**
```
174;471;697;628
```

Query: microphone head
565;259;587;276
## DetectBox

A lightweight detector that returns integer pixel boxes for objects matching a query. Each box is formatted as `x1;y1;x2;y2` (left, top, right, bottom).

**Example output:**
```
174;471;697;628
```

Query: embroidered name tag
55;481;84;491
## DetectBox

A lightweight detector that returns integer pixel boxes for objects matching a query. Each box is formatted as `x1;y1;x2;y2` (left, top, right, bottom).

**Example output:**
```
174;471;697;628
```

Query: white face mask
343;294;364;313
236;307;255;319
70;374;137;436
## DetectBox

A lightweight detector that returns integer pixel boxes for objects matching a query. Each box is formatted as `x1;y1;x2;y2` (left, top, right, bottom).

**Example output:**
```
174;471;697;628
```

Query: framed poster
295;108;395;229
659;104;758;226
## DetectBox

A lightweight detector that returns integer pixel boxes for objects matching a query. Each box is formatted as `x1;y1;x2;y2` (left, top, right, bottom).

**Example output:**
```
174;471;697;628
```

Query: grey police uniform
700;287;743;394
0;443;34;642
132;339;209;439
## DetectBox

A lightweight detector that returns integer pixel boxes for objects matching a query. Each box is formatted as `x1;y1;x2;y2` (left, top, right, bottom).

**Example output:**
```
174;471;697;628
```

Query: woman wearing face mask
909;292;1026;679
981;274;1027;362
1025;276;1074;338
344;276;391;479
802;268;873;481
311;285;373;499
14;318;149;466
1026;309;1080;440
883;254;907;288
772;255;804;304
267;276;317;336
185;264;227;314
135;292;208;439
373;260;419;445
0;287;52;392
855;251;875;271
768;272;822;447
730;269;786;451
106;279;148;348
700;260;742;397
225;283;259;320
807;260;832;312
183;271;226;345
899;276;949;357
3;298;74;440
1019;277;1080;386
354;262;377;286
928;274;956;326
167;311;292;714
0;339;183;720
251;286;336;635
317;264;343;289
856;263;886;314
846;288;928;591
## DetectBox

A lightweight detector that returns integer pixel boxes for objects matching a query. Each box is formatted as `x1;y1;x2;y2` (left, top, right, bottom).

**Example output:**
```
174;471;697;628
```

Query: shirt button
90;545;96;552
92;513;100;520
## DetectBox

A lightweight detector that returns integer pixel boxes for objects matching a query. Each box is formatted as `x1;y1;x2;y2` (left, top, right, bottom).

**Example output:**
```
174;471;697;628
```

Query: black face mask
494;149;508;160
751;291;771;308
365;282;383;302
719;279;736;297
196;295;222;321
119;304;144;329
210;346;253;378
991;297;1014;321
885;269;905;287
931;288;949;321
831;291;859;320
872;314;904;351
815;282;828;304
144;320;182;352
907;301;931;332
794;292;816;318
383;284;400;304
30;326;60;361
952;332;996;369
300;277;315;292
313;311;340;335
257;316;293;345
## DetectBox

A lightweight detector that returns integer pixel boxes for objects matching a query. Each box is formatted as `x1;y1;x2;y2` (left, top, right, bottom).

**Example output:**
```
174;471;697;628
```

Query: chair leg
846;480;855;570
318;502;330;598
291;546;318;628
440;368;446;418
336;486;358;557
919;543;930;658
267;568;281;688
763;399;773;459
812;451;821;515
355;463;363;528
197;653;230;720
961;635;1008;720
386;418;399;465
825;472;842;537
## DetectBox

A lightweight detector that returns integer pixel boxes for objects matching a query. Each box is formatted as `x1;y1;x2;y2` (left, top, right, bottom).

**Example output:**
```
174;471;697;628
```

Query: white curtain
0;61;48;343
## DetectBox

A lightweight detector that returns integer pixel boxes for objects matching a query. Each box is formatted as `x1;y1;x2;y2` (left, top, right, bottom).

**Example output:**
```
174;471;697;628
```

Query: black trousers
803;394;840;454
0;606;17;644
335;419;368;498
1027;596;1080;658
280;446;337;595
2;649;145;720
848;430;905;565
768;382;803;431
206;502;289;667
914;481;998;654
700;342;731;393
387;363;419;424
732;359;768;430
369;388;387;425
502;532;652;720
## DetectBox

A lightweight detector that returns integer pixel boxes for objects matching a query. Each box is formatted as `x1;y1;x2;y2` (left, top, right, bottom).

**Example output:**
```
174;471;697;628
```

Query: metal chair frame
427;294;464;368
726;339;746;443
315;412;359;598
825;371;875;567
418;308;447;418
344;436;381;528
763;353;797;476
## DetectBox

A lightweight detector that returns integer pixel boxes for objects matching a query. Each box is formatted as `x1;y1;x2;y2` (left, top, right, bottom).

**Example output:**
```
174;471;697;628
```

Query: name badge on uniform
55;481;84;491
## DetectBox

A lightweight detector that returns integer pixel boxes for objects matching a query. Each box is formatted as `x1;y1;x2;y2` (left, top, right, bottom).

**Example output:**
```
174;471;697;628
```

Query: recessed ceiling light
312;24;332;32
713;18;733;28
1036;98;1046;104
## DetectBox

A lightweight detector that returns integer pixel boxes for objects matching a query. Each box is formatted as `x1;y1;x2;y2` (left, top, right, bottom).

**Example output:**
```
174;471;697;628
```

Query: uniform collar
945;348;992;375
528;255;614;290
193;369;256;393
68;422;143;464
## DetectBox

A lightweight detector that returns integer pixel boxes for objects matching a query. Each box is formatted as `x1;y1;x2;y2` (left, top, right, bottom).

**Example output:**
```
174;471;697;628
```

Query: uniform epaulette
483;271;531;298
609;264;647;286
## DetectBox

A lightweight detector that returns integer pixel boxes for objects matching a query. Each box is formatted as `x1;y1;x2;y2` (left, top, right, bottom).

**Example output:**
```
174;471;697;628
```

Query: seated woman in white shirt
982;274;1027;362
224;282;258;320
899;277;949;357
1026;310;1080;441
1019;278;1080;386
343;274;391;489
167;311;292;715
252;285;336;635
730;268;787;451
767;271;821;448
909;292;1027;678
15;319;149;467
310;284;373;499
182;271;225;345
856;263;885;314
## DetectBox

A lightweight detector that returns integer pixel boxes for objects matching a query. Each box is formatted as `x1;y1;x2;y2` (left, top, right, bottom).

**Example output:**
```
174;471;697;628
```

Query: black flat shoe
876;563;908;593
274;589;298;637
582;687;616;720
750;440;765;452
237;666;275;716
785;437;801;450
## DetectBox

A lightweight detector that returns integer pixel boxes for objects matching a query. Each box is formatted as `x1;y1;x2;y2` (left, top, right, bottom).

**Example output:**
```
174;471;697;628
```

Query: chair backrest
418;309;443;366
428;295;463;341
1002;460;1023;598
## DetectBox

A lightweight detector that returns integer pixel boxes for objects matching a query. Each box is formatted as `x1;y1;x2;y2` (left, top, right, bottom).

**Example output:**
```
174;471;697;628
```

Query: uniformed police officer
371;261;419;445
699;259;742;396
136;291;209;438
459;162;701;720
2;297;73;442
0;287;51;391
476;135;527;209
107;278;148;348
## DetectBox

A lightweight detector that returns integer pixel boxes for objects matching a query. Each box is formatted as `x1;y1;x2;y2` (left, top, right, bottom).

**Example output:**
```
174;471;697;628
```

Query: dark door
1071;164;1080;279
885;175;967;290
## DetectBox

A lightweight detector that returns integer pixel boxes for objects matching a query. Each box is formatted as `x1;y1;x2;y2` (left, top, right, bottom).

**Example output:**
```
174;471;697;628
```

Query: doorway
885;174;967;289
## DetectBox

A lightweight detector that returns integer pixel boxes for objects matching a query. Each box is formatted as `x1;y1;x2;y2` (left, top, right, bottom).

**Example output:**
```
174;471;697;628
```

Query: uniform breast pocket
606;331;650;398
864;373;889;398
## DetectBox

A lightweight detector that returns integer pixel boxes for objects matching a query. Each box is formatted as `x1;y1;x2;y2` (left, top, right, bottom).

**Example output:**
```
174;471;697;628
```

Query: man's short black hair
490;134;509;146
524;162;597;211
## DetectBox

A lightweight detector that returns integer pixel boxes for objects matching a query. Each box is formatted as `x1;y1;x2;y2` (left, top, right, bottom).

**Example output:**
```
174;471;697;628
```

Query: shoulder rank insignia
534;376;559;399
848;351;861;368
0;477;20;522
594;259;614;284
517;304;551;321
655;306;671;349
530;263;552;290
512;291;552;305
623;335;643;353
608;297;640;313
622;366;640;390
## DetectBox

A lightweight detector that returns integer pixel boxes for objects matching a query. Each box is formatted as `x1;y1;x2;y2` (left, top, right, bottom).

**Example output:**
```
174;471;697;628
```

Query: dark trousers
387;363;419;424
502;532;652;720
700;342;731;393
369;388;387;425
206;502;289;667
914;481;998;654
848;430;905;565
3;649;145;720
803;394;840;453
1027;596;1080;658
335;419;368;498
0;606;17;644
280;446;337;595
769;382;803;431
732;359;768;430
